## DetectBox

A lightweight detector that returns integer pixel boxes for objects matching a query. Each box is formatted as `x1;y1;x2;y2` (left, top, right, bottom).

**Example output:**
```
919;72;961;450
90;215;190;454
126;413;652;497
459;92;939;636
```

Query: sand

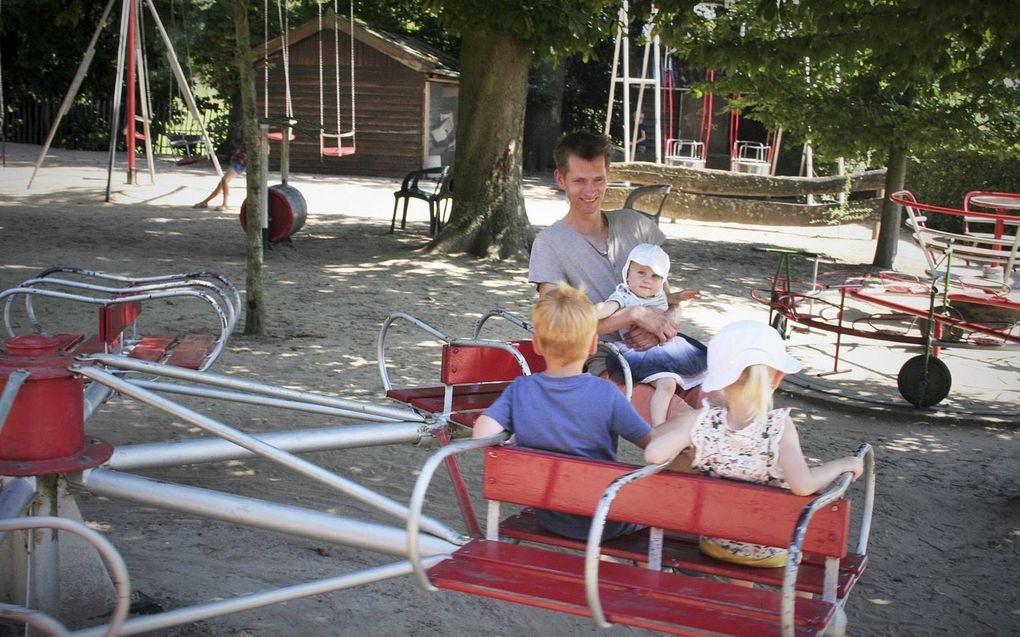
0;142;1017;636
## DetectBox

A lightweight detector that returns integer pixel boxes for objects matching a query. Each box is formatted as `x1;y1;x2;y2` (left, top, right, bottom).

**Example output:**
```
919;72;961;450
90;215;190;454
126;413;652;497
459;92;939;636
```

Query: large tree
652;0;1019;268
426;1;620;258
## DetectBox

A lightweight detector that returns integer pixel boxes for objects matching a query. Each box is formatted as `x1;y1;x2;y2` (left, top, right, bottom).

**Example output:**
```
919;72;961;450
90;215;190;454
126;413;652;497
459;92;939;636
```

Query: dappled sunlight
882;433;952;454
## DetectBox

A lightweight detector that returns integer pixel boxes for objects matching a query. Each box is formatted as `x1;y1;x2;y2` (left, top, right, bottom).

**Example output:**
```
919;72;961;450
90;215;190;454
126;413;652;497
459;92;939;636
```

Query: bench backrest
440;340;546;385
483;445;851;558
98;300;142;348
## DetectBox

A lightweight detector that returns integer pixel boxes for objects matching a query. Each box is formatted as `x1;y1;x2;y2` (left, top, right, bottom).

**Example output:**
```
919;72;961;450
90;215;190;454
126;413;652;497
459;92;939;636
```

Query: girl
645;319;863;567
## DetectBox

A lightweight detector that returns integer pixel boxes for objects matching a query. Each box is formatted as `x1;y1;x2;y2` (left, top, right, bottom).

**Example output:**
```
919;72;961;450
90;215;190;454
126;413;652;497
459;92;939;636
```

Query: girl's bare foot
192;202;208;209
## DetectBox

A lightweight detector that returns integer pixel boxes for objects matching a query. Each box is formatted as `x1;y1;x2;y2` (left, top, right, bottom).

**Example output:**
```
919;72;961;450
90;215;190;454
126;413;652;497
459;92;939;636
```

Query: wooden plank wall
258;29;434;178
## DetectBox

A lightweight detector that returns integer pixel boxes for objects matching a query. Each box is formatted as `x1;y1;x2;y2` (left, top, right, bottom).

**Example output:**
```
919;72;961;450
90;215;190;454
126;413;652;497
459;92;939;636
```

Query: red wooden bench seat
386;340;545;424
429;539;836;637
411;444;872;637
498;508;867;599
46;301;220;370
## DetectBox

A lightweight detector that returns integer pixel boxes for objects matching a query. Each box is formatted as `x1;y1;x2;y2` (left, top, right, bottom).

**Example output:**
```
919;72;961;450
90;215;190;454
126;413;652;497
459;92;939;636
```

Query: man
529;130;680;351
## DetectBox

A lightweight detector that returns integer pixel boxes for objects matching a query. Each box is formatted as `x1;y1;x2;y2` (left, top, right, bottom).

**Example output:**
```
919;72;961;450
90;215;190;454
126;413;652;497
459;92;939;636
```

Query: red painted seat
410;445;872;637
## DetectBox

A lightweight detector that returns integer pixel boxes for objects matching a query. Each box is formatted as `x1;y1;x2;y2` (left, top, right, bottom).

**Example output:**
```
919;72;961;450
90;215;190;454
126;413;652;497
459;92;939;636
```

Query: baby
596;243;708;424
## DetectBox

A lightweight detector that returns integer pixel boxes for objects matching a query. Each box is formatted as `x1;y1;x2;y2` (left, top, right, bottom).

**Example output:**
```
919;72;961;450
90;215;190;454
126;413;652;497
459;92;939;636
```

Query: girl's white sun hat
702;320;802;392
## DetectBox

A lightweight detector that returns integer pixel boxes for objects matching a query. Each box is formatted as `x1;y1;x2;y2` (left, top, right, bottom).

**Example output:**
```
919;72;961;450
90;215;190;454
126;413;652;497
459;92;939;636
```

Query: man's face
555;155;608;218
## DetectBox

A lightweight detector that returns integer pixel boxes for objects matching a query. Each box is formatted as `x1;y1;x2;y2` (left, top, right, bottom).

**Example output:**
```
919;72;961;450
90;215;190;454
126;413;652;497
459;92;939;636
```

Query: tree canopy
649;0;1019;266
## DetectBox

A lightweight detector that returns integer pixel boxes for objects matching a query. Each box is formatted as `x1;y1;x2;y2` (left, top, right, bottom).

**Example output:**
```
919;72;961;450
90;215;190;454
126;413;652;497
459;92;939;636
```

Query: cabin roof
252;9;459;81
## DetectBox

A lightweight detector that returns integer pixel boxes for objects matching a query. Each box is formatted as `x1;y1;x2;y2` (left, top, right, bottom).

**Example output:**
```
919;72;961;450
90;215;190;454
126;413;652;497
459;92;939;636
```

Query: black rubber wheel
771;313;790;340
897;355;952;408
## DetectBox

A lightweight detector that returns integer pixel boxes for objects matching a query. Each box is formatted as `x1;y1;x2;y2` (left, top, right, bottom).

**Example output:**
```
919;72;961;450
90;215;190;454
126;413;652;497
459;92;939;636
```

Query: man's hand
623;305;678;350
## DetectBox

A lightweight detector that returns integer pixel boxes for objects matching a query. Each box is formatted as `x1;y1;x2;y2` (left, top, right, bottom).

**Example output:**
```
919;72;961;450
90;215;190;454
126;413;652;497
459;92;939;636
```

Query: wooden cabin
252;11;460;178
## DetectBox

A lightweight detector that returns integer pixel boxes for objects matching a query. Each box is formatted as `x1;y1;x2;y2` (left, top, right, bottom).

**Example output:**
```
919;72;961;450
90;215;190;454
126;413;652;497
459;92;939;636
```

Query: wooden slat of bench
449;410;482;428
499;509;867;598
164;333;217;369
128;334;176;363
408;391;507;414
50;333;86;353
484;447;850;557
74;334;114;355
428;540;833;637
386;382;512;405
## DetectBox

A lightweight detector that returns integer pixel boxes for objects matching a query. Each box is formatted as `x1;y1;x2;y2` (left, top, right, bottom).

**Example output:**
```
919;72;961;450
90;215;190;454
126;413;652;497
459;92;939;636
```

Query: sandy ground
1;143;1018;637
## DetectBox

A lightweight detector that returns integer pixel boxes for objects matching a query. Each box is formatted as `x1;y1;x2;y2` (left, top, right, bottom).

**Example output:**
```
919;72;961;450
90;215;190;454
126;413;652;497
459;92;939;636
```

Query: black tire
897;355;952;408
771;313;790;340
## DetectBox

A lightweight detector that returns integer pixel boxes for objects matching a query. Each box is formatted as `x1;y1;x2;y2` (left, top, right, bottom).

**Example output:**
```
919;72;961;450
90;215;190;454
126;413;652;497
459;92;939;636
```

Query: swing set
260;0;357;160
25;0;222;198
245;0;359;245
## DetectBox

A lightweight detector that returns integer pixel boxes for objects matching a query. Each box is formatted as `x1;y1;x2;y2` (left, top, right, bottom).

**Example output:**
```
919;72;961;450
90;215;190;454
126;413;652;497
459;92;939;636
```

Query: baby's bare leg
651;377;678;425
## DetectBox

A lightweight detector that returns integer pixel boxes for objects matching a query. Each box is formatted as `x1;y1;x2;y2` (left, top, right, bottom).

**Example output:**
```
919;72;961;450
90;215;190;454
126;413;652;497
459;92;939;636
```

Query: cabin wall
257;28;449;178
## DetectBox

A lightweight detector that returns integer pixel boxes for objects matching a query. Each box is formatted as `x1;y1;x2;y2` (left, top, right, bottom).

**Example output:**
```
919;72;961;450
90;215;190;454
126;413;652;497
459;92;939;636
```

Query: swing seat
665;139;705;169
321;131;356;157
267;130;297;142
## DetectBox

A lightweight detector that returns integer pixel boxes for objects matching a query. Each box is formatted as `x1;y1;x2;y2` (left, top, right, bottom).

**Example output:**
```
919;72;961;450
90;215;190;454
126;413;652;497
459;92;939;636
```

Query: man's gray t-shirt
528;209;665;303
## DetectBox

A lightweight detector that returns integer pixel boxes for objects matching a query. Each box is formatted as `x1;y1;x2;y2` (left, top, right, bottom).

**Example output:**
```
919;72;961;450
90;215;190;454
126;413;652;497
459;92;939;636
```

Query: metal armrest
376;312;453;393
584;451;683;628
406;433;511;592
472;308;533;339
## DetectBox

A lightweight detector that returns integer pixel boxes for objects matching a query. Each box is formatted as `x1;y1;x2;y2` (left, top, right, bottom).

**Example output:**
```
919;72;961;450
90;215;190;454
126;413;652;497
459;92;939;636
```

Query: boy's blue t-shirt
483;372;651;461
482;372;652;540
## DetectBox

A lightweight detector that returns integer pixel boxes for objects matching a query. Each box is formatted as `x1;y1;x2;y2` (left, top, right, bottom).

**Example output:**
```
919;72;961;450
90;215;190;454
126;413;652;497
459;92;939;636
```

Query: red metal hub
0;335;113;476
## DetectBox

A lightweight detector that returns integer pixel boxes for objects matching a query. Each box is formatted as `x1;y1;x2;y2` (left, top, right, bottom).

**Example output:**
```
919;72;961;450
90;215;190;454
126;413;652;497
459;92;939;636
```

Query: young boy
472;282;655;540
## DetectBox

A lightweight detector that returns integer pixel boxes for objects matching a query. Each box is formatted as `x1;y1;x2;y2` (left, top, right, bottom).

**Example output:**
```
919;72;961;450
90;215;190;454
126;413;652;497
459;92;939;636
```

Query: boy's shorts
537;509;643;542
230;160;246;175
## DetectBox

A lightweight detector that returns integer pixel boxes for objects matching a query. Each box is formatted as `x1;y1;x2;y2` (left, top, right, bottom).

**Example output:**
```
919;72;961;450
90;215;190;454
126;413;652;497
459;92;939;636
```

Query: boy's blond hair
532;283;597;365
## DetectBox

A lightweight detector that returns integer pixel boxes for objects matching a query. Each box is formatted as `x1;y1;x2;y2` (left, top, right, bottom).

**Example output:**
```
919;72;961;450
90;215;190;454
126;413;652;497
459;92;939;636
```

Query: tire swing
239;184;307;243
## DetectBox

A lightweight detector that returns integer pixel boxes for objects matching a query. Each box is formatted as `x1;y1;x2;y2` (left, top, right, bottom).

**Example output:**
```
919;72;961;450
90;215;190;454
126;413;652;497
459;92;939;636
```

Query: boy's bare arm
472;414;507;439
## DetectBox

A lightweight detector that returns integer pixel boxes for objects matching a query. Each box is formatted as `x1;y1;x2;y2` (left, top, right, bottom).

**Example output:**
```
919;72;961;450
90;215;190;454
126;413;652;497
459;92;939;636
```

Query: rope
335;0;341;135
267;0;271;118
138;5;153;127
0;0;5;163
317;0;323;129
348;0;355;135
276;0;292;119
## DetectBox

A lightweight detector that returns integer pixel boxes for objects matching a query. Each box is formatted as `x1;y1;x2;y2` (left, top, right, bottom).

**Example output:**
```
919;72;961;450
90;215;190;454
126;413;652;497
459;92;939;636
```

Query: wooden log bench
408;442;874;637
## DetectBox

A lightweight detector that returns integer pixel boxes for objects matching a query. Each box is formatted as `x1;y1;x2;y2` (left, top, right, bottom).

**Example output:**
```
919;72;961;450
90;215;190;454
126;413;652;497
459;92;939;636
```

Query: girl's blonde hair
720;364;775;423
531;283;597;365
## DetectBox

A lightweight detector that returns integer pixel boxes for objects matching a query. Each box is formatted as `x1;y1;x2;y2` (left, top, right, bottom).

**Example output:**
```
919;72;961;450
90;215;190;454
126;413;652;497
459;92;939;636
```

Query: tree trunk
229;0;264;336
872;139;908;269
523;61;568;172
429;31;533;259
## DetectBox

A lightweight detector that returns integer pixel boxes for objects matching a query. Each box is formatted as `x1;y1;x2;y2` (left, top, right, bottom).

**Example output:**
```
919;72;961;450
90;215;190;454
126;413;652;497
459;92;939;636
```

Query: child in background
473;282;657;541
644;320;863;567
193;143;247;211
597;243;707;425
